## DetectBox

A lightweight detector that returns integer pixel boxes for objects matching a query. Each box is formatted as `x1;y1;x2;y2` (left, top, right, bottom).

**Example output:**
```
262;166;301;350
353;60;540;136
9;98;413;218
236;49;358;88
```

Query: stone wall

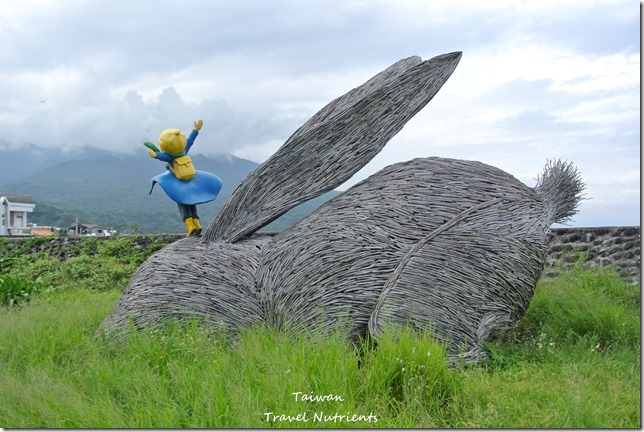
543;226;640;283
4;226;640;284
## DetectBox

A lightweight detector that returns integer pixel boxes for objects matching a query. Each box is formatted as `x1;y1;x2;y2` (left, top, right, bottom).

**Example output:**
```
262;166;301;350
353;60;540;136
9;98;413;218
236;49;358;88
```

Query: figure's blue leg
177;203;197;237
190;205;202;236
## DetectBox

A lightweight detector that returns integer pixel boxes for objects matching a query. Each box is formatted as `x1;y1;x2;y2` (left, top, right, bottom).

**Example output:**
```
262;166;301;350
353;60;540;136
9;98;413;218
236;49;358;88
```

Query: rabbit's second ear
204;52;462;243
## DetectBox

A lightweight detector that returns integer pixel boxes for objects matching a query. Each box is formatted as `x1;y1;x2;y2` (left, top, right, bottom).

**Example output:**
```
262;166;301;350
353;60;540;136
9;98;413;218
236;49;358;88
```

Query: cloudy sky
0;0;639;227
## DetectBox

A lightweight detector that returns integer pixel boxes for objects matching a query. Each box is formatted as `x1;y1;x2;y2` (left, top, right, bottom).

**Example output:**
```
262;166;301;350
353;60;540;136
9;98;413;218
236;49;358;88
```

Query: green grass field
0;236;640;428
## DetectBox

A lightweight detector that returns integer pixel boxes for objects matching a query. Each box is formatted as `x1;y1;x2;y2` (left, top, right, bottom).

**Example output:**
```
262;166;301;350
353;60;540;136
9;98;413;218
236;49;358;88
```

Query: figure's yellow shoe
185;217;196;237
193;218;202;236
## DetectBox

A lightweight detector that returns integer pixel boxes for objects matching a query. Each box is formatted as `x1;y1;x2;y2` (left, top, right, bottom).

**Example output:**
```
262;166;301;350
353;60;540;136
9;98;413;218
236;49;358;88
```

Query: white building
68;221;114;237
0;195;36;236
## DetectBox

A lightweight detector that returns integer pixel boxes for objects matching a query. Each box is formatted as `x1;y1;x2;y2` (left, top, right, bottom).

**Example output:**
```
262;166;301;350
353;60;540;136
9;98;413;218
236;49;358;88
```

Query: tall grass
0;291;458;428
0;240;640;428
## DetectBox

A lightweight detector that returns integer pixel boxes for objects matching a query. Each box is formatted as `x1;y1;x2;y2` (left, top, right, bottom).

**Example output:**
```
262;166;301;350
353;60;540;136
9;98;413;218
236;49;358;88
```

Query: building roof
32;228;55;236
0;194;34;204
69;223;112;230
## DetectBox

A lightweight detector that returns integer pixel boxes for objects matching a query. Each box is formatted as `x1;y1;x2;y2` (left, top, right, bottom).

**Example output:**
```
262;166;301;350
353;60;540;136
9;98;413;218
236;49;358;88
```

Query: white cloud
0;0;638;227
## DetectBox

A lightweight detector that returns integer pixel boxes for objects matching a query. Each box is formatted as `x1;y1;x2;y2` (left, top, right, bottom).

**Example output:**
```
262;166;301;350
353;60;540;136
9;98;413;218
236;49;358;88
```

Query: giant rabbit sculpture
98;52;584;363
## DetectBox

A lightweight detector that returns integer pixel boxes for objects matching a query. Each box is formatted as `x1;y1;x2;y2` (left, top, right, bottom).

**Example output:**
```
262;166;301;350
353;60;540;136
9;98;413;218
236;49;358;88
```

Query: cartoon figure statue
145;120;223;236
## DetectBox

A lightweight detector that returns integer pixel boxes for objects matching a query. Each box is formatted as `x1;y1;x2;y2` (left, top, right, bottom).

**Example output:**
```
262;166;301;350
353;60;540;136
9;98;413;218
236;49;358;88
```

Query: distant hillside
0;143;121;184
1;149;338;233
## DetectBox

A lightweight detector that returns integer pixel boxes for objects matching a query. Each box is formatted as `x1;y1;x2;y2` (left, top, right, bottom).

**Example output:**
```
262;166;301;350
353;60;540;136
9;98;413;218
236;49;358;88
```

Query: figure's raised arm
144;141;159;158
186;121;201;153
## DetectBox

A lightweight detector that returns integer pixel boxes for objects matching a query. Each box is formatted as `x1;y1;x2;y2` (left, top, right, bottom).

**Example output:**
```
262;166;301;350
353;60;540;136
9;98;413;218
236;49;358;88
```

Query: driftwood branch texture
204;52;462;243
98;52;585;363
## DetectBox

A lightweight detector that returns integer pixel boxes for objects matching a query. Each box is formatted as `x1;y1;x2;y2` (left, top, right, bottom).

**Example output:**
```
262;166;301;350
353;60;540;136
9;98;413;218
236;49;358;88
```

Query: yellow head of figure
158;129;187;154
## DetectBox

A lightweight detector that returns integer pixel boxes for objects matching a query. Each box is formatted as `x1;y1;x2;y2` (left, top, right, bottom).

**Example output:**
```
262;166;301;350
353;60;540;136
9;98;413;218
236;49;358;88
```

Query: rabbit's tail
534;159;585;225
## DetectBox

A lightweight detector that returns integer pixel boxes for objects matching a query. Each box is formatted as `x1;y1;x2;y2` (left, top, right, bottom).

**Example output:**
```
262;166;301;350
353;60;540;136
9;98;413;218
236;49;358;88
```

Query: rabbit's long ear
203;52;462;243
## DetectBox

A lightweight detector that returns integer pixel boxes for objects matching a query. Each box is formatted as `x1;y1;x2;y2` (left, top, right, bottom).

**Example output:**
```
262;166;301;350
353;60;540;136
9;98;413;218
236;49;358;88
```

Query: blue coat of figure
146;120;223;236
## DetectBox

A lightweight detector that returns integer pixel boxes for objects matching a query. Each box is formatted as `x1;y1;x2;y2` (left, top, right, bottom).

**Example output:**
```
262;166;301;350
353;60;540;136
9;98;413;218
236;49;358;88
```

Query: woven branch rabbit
98;52;584;363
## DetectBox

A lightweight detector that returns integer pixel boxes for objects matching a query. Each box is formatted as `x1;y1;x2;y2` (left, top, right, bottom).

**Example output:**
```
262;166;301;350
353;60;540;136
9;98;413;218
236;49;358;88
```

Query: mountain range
0;145;338;234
